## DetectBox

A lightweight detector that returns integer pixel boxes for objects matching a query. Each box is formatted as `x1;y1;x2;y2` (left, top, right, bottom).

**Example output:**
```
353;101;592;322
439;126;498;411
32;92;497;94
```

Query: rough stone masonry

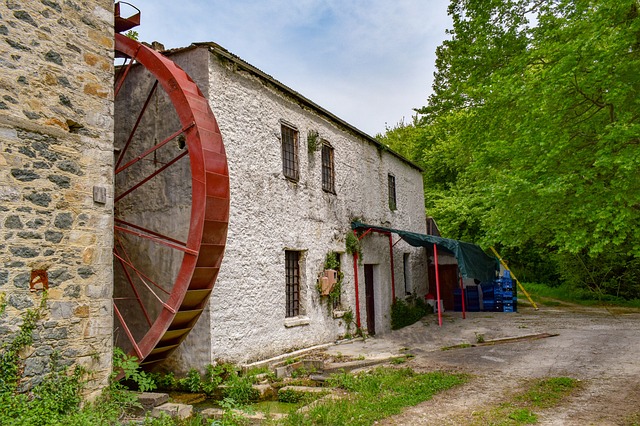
0;0;114;397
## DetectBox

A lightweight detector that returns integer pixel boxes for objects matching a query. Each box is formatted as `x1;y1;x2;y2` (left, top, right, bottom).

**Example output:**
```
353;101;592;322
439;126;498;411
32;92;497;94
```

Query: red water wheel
113;33;229;369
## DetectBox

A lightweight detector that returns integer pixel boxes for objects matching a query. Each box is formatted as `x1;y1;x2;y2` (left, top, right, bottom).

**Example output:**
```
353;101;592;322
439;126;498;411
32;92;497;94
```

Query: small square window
388;174;397;211
285;250;300;318
281;124;299;181
321;143;335;193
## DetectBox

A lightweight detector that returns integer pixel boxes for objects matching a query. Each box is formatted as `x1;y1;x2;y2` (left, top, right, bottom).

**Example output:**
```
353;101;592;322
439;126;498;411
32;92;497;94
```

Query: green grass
280;367;467;426
467;377;581;425
441;343;473;351
524;283;640;308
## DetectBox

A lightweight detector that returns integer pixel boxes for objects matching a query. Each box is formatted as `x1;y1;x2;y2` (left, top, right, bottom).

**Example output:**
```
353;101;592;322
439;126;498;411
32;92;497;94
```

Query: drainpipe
352;231;361;329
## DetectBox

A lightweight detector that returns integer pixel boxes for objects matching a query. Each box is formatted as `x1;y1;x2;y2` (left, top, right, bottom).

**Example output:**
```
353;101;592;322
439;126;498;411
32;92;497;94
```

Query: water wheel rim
113;33;229;366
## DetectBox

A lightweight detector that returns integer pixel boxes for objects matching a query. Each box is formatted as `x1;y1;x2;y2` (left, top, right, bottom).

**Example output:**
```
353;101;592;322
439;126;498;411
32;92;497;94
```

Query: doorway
428;263;459;311
364;264;375;335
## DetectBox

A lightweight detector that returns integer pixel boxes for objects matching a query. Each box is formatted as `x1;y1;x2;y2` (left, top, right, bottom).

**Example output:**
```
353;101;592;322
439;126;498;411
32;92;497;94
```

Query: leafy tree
385;0;640;297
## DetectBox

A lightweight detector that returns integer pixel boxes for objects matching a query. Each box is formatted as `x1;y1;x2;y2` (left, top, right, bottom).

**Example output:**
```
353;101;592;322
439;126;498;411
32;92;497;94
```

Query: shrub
391;296;430;330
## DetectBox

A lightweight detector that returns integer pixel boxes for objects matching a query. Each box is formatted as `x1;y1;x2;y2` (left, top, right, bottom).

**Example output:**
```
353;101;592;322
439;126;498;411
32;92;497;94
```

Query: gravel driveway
326;302;640;425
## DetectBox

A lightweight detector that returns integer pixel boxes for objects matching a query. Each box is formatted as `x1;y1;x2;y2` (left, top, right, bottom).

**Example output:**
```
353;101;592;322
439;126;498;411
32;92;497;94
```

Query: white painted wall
158;46;428;369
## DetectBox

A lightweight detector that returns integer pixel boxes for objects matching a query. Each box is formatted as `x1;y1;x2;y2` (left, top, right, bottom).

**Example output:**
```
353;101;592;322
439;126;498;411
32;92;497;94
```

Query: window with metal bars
321;142;335;193
281;124;299;181
388;174;397;210
285;250;300;317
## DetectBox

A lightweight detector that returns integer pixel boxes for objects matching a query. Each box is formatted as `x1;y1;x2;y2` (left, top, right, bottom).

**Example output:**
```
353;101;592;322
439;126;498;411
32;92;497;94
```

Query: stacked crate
497;271;517;312
453;286;482;312
480;282;495;311
465;285;481;312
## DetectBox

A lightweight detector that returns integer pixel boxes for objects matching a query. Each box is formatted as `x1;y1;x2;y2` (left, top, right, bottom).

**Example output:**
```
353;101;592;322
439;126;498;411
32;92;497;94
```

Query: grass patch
468;377;581;425
525;283;640;308
280;367;467;425
624;412;640;426
441;343;473;351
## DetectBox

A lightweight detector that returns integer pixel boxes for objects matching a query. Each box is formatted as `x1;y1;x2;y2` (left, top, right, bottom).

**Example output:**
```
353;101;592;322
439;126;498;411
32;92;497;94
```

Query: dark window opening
403;253;411;295
281;124;299;181
285;250;300;317
388;174;397;210
321;143;335;193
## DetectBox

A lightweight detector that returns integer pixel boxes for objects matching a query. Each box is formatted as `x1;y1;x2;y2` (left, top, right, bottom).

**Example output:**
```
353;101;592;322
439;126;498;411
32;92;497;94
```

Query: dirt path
327;303;640;425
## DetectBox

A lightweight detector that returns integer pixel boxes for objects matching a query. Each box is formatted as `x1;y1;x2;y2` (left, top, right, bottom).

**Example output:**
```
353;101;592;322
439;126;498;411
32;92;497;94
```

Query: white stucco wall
158;46;428;369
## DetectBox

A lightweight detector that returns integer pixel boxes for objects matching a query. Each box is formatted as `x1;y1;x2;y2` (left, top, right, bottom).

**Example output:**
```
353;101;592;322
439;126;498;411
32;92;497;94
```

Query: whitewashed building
115;42;429;371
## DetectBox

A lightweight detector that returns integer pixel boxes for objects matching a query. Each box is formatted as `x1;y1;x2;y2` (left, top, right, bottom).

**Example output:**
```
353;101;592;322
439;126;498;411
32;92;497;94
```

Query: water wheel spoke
113;251;176;315
113;245;154;326
114;221;197;256
115;80;159;171
115;46;141;98
113;238;171;295
115;218;189;247
113;302;144;359
115;150;189;202
115;122;194;175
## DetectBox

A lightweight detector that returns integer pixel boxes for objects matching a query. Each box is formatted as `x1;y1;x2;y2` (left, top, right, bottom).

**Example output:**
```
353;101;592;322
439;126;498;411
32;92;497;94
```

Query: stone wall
0;0;114;396
158;46;429;369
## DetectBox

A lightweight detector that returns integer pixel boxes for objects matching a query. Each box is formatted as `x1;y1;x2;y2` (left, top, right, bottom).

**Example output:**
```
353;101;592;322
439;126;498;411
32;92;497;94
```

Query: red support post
388;233;396;302
459;274;466;320
433;243;442;327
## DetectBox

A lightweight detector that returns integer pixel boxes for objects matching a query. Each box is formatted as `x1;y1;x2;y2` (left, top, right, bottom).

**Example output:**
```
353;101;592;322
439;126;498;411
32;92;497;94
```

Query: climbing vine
307;129;320;154
317;252;345;314
345;231;363;261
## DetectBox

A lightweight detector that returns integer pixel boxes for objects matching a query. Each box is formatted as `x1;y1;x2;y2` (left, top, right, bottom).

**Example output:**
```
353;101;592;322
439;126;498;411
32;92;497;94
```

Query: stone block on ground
253;383;277;400
151;403;193;420
137;392;169;410
200;407;225;420
275;365;290;379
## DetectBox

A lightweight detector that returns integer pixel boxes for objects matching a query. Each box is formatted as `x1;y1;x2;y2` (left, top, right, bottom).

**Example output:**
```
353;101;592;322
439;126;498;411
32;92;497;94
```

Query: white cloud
122;0;451;135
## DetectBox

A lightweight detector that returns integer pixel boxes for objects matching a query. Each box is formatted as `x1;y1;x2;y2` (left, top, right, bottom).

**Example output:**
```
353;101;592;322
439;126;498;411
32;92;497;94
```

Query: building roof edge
162;42;424;172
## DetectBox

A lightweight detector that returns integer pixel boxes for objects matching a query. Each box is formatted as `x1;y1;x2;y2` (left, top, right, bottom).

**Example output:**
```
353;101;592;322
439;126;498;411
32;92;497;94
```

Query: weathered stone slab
137;392;169;410
253;383;276;400
151;403;193;420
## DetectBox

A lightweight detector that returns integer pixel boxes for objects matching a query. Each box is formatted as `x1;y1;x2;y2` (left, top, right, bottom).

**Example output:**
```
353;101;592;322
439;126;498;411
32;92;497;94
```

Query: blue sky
120;1;452;136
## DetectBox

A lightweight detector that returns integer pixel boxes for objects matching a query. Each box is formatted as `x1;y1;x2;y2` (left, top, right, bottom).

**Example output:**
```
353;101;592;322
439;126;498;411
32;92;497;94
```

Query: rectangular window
281;124;299;181
388;174;397;210
285;250;300;317
321;143;335;193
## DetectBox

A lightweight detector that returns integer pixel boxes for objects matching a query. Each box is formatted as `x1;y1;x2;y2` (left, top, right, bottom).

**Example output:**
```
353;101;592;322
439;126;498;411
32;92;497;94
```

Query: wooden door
428;263;459;311
364;264;375;335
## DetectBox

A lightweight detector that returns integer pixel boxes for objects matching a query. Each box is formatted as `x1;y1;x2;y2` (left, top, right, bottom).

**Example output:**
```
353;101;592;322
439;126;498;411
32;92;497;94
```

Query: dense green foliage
380;0;640;298
390;296;430;330
283;367;467;425
0;295;121;425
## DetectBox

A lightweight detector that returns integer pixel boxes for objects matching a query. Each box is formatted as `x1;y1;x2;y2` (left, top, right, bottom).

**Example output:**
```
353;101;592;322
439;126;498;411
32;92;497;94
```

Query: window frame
388;174;397;211
285;250;301;318
321;141;335;194
281;123;299;181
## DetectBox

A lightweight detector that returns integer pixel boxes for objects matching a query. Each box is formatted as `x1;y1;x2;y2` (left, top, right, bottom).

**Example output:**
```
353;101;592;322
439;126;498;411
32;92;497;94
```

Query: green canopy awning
351;221;499;282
